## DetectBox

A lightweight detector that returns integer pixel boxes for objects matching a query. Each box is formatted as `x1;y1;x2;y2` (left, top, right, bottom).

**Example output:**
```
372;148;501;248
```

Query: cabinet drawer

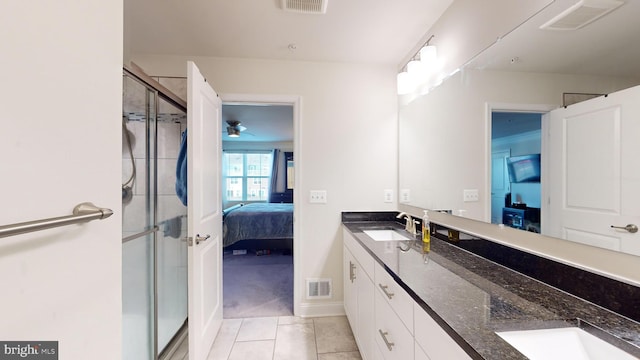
343;228;375;279
375;262;414;334
375;290;414;360
373;344;386;360
414;303;472;360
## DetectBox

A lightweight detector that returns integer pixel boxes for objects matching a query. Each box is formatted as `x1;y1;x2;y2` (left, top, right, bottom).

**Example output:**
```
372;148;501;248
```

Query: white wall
0;0;122;359
131;55;398;315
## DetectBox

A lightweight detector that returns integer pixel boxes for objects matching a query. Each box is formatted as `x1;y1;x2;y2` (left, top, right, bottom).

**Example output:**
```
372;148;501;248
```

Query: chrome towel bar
0;202;113;239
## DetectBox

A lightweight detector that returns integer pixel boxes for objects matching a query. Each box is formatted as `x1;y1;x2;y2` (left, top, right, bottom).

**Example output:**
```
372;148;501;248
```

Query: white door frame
484;102;555;224
219;93;302;316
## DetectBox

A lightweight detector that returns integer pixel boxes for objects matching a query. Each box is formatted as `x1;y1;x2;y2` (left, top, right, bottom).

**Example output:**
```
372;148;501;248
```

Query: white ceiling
222;104;293;142
126;0;453;65
467;0;640;78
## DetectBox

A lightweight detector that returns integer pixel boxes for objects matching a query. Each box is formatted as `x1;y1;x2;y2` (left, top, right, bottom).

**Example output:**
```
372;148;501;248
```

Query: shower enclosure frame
122;65;189;360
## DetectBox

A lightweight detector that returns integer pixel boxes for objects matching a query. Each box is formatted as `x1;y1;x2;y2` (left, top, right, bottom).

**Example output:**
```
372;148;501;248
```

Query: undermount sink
496;327;636;360
363;229;411;241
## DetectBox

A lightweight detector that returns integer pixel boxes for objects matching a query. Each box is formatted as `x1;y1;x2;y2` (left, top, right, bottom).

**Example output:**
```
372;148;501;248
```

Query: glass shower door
155;97;188;351
122;74;155;360
122;70;189;360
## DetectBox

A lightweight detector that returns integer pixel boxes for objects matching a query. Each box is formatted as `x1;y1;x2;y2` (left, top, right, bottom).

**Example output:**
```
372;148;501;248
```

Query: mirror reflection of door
491;150;510;224
491;112;542;230
547;85;640;256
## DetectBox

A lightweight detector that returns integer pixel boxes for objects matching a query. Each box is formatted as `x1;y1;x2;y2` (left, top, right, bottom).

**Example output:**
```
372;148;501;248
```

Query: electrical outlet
463;189;479;202
384;189;393;203
310;190;327;203
400;189;411;203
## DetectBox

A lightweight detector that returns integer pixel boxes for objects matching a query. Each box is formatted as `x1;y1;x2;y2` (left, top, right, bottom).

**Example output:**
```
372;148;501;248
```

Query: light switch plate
310;190;327;203
384;189;393;203
400;189;411;203
463;189;479;202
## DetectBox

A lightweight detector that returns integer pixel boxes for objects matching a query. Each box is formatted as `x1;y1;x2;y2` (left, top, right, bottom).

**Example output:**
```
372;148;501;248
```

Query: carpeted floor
223;251;293;319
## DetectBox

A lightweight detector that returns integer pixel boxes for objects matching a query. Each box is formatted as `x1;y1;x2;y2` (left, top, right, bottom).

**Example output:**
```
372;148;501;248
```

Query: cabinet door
415;342;431;360
343;229;375;278
357;262;375;360
343;245;358;331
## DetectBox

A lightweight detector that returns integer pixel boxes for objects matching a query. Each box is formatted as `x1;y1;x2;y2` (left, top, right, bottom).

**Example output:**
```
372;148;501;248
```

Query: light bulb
419;45;437;68
397;72;413;95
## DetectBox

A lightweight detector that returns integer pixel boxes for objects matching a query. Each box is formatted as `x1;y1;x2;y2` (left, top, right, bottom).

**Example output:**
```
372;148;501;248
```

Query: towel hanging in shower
163;216;183;239
176;129;188;206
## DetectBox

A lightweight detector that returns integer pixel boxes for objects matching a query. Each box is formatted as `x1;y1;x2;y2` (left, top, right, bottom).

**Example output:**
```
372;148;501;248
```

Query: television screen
506;154;541;183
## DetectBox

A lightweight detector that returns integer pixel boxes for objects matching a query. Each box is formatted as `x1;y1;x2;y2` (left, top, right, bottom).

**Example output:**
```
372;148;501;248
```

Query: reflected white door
491;150;511;224
187;61;223;360
547;85;640;256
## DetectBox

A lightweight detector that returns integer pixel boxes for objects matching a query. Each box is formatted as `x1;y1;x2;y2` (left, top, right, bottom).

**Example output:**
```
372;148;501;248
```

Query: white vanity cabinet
414;342;431;360
343;227;473;360
375;289;414;360
375;262;414;331
414;302;472;360
374;261;416;360
343;229;375;360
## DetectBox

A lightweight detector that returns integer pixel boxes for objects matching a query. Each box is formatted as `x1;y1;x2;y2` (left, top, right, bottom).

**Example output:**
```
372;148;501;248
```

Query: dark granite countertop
342;219;640;360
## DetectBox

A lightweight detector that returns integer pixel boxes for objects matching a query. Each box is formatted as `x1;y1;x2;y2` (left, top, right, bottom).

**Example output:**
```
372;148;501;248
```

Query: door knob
195;234;211;245
610;224;638;233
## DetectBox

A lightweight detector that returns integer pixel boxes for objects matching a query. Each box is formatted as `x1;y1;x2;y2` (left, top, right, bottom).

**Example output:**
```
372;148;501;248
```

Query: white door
187;61;223;360
491;150;511;224
547;85;640;256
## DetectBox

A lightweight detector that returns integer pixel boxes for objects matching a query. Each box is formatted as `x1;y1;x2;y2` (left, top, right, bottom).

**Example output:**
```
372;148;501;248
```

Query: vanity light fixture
397;35;439;95
397;71;413;95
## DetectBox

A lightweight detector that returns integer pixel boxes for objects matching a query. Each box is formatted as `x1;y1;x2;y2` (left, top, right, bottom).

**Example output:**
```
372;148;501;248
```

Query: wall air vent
281;0;328;14
540;0;624;30
306;278;332;299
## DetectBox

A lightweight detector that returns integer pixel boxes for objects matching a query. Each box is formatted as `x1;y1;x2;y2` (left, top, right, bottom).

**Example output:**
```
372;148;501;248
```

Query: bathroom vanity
342;212;640;360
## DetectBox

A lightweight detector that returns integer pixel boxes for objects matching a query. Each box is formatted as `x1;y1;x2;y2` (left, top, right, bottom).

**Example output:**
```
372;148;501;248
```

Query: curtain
270;149;280;196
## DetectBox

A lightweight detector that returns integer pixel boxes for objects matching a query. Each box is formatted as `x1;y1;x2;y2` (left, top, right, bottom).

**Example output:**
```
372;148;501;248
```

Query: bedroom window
223;151;273;202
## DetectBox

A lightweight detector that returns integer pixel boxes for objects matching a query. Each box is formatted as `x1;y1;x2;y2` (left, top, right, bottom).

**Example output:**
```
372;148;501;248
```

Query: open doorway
490;111;543;233
220;96;299;319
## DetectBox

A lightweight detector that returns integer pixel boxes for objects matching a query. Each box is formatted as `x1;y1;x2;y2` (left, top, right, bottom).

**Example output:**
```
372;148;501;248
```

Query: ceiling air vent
281;0;328;14
540;0;624;30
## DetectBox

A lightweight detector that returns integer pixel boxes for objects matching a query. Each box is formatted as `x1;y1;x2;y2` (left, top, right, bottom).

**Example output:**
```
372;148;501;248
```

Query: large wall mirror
399;0;640;257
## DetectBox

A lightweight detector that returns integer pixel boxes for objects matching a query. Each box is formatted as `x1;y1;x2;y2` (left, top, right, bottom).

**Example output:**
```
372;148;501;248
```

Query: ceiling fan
225;120;247;137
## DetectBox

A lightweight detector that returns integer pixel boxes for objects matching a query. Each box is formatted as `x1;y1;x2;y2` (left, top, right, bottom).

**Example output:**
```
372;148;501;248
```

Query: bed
222;203;294;250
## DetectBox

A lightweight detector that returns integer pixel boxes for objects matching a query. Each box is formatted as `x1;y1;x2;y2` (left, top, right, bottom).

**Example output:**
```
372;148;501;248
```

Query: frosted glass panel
122;234;154;360
123;75;153;235
156;97;188;352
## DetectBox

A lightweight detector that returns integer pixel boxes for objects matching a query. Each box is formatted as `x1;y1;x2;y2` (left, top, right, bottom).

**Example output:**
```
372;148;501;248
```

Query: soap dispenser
422;210;431;253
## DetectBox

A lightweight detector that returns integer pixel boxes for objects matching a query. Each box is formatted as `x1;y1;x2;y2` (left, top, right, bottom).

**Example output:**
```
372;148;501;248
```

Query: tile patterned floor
168;316;362;360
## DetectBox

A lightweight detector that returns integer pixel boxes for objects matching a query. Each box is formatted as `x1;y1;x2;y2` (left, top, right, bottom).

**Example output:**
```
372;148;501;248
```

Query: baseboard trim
297;301;345;318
